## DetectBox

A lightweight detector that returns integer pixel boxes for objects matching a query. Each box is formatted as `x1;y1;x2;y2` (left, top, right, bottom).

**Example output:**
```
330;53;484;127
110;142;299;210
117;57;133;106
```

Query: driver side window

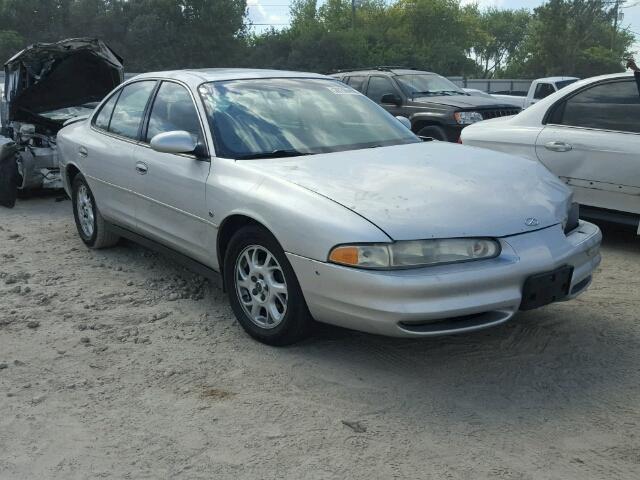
366;76;396;103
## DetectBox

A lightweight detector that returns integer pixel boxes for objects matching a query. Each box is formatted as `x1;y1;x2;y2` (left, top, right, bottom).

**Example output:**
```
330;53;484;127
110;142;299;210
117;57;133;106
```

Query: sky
246;0;640;54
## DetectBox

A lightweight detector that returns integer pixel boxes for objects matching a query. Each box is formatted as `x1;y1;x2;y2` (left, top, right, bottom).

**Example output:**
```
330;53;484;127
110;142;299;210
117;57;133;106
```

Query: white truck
490;77;579;109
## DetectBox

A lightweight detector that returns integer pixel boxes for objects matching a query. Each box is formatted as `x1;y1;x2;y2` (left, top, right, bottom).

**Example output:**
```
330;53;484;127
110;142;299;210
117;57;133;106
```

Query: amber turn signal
328;246;359;266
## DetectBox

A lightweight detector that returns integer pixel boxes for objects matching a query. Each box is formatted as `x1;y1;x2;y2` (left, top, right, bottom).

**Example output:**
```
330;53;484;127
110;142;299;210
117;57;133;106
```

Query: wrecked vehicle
0;38;123;208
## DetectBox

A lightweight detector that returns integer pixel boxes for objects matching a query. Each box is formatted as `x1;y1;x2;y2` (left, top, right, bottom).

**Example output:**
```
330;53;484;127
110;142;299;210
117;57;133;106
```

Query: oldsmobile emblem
525;217;540;227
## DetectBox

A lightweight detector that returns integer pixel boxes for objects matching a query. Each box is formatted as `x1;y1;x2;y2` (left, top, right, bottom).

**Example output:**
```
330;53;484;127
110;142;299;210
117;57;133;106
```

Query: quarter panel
461;123;542;161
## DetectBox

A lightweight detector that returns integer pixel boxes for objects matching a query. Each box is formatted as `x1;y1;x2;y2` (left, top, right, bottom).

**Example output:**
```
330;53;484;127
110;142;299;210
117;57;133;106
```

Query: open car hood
3;38;123;129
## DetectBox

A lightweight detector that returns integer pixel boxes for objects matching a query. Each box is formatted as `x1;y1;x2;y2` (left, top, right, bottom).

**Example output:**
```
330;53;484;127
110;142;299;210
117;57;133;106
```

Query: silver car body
57;69;602;337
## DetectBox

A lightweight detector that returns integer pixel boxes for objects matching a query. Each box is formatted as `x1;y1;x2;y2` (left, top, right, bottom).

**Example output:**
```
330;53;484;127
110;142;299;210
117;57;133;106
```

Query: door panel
536;126;640;213
132;146;212;263
536;78;640;214
82;132;138;228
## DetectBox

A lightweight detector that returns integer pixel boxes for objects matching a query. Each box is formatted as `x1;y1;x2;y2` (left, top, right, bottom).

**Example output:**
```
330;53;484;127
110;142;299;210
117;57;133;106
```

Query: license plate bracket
520;265;573;311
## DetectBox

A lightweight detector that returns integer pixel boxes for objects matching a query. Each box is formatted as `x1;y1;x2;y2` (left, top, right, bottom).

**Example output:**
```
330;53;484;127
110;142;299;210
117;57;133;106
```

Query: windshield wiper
437;90;467;96
413;90;465;97
411;90;438;97
236;149;312;160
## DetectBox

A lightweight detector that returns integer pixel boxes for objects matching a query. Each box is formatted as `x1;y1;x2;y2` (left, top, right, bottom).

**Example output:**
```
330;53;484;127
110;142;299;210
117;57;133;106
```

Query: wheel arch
65;163;82;193
216;213;277;286
411;118;445;133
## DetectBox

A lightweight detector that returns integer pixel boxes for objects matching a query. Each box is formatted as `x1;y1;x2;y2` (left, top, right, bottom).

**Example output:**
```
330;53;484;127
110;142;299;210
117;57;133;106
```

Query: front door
130;81;213;264
535;77;640;214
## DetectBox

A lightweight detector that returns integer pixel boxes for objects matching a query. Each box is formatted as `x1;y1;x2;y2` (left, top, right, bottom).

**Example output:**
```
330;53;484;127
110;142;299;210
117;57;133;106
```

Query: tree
504;0;634;78
468;8;531;78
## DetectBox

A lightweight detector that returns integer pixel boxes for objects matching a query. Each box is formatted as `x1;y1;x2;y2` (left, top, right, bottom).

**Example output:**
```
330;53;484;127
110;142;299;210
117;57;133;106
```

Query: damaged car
0;38;123;208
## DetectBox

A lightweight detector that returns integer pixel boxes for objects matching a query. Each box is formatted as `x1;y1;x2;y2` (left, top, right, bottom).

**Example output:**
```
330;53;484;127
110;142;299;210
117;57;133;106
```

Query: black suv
332;67;521;142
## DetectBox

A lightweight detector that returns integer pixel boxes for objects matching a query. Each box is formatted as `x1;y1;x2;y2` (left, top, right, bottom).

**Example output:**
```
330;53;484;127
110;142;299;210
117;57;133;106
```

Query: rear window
93;92;119;131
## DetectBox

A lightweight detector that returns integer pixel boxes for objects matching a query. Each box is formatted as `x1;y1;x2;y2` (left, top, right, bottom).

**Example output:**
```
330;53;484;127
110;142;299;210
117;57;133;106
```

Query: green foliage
504;0;634;78
0;0;635;77
0;0;249;71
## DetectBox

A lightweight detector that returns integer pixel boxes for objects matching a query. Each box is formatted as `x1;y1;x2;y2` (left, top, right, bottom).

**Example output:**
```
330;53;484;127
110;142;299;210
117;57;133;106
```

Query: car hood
409;95;516;109
250;142;571;240
3;38;123;129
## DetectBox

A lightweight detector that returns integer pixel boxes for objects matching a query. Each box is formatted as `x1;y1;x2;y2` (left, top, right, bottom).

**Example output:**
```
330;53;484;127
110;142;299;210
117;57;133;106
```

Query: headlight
329;238;501;269
454;111;484;125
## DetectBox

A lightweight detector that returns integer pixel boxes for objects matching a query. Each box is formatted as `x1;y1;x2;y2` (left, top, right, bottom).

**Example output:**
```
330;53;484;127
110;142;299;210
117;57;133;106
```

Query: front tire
72;174;119;249
224;225;313;346
417;125;448;141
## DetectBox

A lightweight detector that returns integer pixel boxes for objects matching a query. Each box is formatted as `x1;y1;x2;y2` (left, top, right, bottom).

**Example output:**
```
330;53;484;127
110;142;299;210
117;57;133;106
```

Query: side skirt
581;206;640;234
108;223;222;283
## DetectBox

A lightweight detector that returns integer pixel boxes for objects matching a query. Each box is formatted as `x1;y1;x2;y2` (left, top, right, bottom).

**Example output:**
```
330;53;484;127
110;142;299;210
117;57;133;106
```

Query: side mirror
395;116;411;129
150;131;198;155
381;93;402;106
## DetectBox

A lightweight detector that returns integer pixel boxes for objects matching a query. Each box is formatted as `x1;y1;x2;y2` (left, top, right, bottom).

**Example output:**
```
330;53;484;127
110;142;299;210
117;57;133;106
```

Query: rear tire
417;125;448;141
72;174;119;249
0;149;19;208
224;225;313;346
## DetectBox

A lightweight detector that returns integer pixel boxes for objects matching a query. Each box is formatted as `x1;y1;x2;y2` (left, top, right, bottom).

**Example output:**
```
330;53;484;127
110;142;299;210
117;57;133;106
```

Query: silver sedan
57;69;602;345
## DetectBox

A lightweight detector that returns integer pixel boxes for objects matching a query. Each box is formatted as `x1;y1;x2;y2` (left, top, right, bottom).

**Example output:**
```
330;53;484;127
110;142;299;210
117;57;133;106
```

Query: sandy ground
0;194;639;480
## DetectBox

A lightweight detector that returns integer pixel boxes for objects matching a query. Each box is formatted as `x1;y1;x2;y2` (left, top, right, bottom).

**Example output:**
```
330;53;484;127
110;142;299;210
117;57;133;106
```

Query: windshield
555;79;579;90
198;78;419;159
395;74;465;97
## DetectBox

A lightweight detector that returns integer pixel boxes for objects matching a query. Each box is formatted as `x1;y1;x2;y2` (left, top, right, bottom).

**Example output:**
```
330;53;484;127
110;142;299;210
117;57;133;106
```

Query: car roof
509;72;636;125
130;68;332;87
332;69;436;76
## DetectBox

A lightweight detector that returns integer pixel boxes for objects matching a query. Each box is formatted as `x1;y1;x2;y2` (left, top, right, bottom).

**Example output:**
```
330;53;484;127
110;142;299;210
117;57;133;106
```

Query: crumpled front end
0;38;123;207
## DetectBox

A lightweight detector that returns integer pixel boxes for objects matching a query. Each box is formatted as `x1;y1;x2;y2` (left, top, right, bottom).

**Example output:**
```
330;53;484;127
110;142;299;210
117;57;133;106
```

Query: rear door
130;80;212;264
83;80;157;228
536;77;640;214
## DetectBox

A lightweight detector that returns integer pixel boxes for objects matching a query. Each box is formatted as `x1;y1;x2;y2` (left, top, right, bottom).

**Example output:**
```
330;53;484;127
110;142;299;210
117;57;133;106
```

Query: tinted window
395;74;464;97
555;79;578;90
555;80;640;133
146;82;203;143
109;81;156;139
347;76;366;92
93;92;119;130
366;76;396;102
534;83;555;100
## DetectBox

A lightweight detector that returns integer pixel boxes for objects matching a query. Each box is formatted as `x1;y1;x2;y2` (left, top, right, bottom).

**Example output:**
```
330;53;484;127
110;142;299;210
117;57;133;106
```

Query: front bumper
287;221;601;337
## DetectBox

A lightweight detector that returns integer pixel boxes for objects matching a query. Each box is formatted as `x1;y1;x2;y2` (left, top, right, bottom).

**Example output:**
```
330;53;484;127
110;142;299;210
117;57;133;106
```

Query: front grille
480;108;521;119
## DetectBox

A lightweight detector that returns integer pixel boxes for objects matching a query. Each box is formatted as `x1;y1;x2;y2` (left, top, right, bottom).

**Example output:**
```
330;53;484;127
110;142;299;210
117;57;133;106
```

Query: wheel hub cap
77;184;95;238
235;245;288;329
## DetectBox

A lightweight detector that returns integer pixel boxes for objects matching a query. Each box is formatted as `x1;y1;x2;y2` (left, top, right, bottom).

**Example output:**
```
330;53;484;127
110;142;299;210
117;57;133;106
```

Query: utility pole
611;0;623;50
351;0;356;30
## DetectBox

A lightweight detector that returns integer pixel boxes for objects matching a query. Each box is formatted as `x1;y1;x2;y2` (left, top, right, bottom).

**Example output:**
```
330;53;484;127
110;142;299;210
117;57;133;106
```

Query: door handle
135;161;148;175
544;141;572;152
78;146;88;158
